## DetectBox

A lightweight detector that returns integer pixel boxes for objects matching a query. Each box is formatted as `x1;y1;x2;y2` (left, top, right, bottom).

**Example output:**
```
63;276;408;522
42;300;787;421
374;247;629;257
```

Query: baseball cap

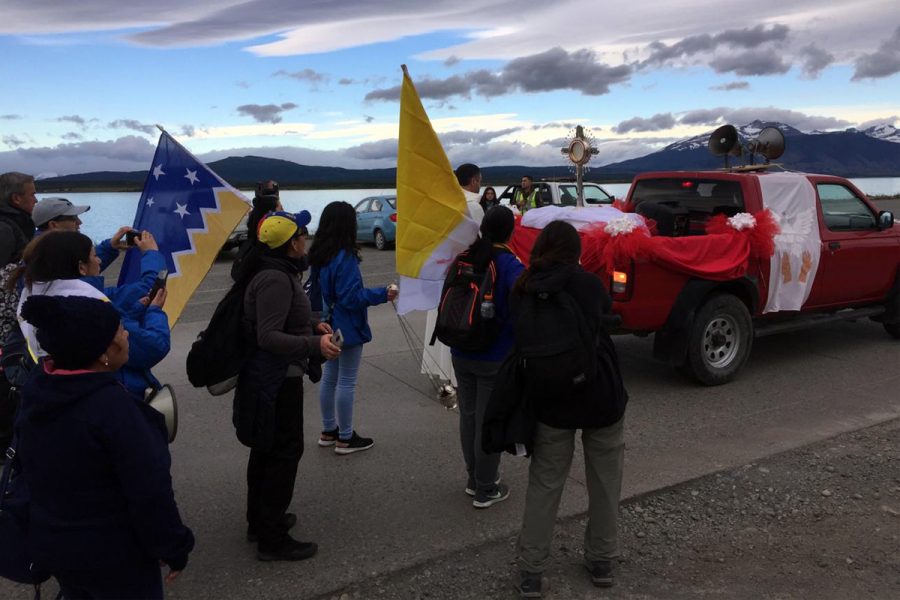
32;197;90;227
257;210;312;249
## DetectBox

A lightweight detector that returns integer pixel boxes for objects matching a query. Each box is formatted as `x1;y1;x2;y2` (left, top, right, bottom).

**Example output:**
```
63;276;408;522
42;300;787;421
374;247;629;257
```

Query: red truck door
805;181;899;309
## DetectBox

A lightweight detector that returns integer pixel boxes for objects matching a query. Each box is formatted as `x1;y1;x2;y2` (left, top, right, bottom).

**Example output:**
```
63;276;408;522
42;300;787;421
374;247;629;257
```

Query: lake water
38;178;900;246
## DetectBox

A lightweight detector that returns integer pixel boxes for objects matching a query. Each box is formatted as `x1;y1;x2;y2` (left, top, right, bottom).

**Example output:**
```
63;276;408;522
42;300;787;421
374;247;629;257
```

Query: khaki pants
517;419;624;573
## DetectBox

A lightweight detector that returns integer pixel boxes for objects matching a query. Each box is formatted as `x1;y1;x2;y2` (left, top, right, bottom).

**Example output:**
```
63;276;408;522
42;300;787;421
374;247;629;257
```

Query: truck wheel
683;294;752;386
885;322;900;339
374;229;387;251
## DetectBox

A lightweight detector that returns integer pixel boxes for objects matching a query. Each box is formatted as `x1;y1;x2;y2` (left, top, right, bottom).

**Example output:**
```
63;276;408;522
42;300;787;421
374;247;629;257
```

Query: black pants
0;377;16;456
246;376;304;549
55;561;163;599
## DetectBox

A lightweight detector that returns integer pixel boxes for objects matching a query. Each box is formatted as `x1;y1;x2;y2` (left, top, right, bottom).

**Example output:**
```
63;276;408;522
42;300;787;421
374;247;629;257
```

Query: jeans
319;343;364;440
452;355;503;496
517;419;624;573
246;376;304;549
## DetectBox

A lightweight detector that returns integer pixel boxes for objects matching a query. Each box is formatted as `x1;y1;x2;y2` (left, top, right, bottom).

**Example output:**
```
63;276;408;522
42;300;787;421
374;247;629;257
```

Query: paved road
3;238;899;600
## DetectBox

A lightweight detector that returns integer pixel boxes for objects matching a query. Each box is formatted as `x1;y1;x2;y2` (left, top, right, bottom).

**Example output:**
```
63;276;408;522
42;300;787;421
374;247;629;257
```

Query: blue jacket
95;238;120;273
82;249;169;397
16;367;194;572
319;249;387;347
451;247;525;363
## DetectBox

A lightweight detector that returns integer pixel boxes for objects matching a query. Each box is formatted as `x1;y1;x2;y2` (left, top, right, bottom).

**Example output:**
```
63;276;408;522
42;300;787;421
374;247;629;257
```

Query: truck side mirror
877;210;895;230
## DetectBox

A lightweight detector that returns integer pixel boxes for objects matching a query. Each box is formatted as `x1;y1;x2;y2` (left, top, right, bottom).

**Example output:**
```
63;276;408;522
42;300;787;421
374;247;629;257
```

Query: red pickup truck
611;169;900;385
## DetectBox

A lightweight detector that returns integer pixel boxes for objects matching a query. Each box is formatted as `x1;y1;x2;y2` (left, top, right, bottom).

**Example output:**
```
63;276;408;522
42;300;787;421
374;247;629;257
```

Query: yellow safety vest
514;188;540;212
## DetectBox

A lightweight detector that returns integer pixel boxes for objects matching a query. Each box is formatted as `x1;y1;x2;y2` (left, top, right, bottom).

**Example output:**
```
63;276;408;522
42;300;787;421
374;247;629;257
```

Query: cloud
678;106;850;130
236;80;251;89
338;78;355;85
856;115;899;129
852;26;900;80
711;81;750;91
439;128;520;145
709;49;791;76
799;44;834;78
0;135;156;175
274;68;328;83
57;115;87;126
613;113;677;133
1;114;21;120
236;102;298;123
367;47;631;101
3;135;26;148
344;139;397;160
108;119;155;135
364;115;374;123
62;132;83;141
642;24;790;67
180;124;196;136
443;55;460;67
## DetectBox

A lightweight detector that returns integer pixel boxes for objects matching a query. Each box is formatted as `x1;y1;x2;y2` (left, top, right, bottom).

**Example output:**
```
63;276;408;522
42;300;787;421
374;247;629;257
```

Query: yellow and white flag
395;66;479;314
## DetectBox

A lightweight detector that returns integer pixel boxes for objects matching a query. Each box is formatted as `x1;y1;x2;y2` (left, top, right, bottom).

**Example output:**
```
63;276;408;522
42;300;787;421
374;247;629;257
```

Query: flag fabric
395;67;479;314
118;131;249;325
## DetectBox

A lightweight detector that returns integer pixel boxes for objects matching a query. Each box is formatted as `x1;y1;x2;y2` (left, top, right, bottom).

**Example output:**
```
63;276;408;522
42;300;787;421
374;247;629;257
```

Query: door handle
828;241;841;251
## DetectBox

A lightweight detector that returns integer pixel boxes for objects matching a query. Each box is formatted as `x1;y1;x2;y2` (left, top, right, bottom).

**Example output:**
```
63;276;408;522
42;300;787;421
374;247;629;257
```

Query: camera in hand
149;270;168;300
125;230;141;246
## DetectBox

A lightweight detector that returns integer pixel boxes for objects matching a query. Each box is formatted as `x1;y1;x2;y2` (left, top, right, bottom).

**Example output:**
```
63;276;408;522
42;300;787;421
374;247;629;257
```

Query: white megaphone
146;384;178;444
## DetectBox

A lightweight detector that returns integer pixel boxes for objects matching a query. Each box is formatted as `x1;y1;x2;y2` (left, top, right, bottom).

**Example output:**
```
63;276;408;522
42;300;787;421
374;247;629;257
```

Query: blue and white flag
118;131;249;324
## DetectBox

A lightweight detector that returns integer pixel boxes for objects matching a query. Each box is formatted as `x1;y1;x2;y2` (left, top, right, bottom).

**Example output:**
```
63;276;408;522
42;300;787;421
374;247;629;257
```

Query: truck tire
682;294;753;386
885;322;900;339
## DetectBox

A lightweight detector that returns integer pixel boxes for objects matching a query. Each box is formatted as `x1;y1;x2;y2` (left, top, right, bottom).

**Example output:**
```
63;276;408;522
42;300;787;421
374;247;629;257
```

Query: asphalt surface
2;216;899;599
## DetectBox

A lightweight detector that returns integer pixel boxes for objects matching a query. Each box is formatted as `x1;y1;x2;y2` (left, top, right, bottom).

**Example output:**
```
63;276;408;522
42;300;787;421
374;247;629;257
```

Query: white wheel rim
702;314;740;369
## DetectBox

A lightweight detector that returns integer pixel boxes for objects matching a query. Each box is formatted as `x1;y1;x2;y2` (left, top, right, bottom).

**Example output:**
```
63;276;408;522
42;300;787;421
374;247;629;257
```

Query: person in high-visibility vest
513;176;542;213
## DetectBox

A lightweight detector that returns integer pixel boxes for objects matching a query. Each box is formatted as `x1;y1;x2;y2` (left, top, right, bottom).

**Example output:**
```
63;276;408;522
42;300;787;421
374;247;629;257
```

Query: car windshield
559;184;614;204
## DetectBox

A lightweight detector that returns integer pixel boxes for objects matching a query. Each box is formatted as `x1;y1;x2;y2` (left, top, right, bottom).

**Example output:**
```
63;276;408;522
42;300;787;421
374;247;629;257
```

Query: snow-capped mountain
861;123;900;143
665;121;805;152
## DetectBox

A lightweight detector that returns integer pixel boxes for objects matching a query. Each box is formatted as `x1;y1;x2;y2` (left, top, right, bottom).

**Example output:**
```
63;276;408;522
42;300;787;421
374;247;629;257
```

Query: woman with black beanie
15;294;194;598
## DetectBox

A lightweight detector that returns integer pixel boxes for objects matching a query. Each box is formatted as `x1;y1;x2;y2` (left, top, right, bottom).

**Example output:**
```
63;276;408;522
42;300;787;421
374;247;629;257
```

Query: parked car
223;214;249;251
498;180;615;208
355;195;397;250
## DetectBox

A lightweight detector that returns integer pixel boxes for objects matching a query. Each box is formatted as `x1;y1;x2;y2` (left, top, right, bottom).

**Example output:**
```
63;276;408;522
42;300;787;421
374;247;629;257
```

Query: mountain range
36;121;900;191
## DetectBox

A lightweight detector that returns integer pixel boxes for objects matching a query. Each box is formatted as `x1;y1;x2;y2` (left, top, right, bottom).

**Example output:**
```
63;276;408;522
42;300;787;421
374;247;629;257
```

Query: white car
498;180;615;208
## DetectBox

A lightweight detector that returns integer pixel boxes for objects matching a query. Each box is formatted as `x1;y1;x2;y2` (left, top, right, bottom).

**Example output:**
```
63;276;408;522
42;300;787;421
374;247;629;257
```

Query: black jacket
0;203;34;266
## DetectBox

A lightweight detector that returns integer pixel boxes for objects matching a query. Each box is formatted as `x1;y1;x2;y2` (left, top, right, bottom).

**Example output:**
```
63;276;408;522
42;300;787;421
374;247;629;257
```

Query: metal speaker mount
747;126;785;163
708;125;743;168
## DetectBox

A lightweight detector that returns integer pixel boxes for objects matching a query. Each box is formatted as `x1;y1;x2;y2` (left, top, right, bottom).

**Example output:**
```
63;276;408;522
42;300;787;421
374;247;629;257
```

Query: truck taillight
389;213;397;222
612;271;628;294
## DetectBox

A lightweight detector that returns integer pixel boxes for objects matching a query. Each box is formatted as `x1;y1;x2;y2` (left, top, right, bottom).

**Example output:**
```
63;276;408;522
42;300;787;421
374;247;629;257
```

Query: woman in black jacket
512;221;628;598
16;294;194;599
233;210;341;562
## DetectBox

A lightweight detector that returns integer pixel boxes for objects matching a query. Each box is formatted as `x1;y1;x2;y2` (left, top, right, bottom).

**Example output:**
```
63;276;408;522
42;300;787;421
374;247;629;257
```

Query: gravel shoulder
319;418;900;600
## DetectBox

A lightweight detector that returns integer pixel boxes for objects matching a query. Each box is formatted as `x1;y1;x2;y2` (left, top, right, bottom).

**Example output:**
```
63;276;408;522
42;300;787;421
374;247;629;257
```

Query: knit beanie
20;295;121;369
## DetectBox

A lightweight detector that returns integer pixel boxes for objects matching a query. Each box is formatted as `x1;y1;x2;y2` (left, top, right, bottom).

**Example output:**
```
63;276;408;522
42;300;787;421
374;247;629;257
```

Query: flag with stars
118;131;250;325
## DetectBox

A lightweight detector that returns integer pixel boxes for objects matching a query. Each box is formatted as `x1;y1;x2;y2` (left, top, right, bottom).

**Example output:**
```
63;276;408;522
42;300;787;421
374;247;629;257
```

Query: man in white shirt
455;163;485;224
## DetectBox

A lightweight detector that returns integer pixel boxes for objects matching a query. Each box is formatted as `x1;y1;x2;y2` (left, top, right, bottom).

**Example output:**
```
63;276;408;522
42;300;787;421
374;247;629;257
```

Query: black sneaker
585;558;614;587
256;536;318;562
246;513;297;543
318;427;339;447
514;571;542;598
334;431;374;455
473;482;510;508
465;475;501;497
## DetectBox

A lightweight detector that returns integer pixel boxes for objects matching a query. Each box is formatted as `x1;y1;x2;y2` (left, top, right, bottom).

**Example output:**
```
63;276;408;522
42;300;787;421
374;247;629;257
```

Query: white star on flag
146;197;154;207
174;203;190;219
185;169;199;185
152;164;165;180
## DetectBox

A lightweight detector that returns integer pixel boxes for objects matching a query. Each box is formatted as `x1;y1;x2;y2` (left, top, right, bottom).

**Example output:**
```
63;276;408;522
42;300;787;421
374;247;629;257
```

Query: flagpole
156;124;167;133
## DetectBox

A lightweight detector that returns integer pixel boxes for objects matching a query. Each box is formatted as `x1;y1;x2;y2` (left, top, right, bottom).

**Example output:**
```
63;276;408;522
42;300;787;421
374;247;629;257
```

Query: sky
1;0;898;177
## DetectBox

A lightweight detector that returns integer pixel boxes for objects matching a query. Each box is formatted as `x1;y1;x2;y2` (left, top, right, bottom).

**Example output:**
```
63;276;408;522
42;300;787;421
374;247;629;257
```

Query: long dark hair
308;201;360;268
6;231;94;291
247;194;280;243
467;206;514;268
479;186;497;211
514;220;581;294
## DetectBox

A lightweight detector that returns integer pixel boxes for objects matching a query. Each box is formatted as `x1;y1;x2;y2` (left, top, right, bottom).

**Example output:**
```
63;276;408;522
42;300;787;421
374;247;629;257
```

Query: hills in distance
37;121;900;192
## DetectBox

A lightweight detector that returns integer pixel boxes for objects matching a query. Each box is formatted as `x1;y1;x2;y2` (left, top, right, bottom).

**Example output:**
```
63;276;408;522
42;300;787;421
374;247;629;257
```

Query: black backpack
432;249;507;353
186;281;248;396
514;289;598;402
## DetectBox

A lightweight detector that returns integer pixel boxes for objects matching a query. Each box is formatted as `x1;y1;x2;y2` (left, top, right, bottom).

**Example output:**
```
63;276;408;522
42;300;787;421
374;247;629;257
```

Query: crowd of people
0;166;628;600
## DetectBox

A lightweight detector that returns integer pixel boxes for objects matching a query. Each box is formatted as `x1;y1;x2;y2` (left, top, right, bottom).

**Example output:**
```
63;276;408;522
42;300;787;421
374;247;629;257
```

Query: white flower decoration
728;212;756;231
604;217;639;236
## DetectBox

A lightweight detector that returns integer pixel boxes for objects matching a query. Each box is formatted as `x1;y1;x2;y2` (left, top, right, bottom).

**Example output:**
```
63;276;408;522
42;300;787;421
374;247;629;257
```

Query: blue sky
1;0;898;176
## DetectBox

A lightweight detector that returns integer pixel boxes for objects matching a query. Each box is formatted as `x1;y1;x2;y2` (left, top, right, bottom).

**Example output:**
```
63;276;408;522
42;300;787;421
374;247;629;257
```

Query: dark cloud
3;135;26;148
709;49;790;76
613;113;677;134
857;115;899;130
679;106;849;130
180;124;196;136
642;24;790;67
364;115;374;123
1;114;21;120
444;55;460;67
236;103;298;123
852;26;900;80
0;135;156;174
439;128;520;145
531;122;576;130
338;78;355;85
367;47;631;101
57;115;87;126
62;132;83;141
344;139;397;160
711;81;750;91
799;44;834;78
274;68;328;83
108;119;155;135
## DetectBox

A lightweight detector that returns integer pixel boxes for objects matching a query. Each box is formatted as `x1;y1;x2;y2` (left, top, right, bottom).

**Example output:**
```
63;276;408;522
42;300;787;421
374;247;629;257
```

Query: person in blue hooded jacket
15;293;194;599
307;201;398;454
9;231;169;398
